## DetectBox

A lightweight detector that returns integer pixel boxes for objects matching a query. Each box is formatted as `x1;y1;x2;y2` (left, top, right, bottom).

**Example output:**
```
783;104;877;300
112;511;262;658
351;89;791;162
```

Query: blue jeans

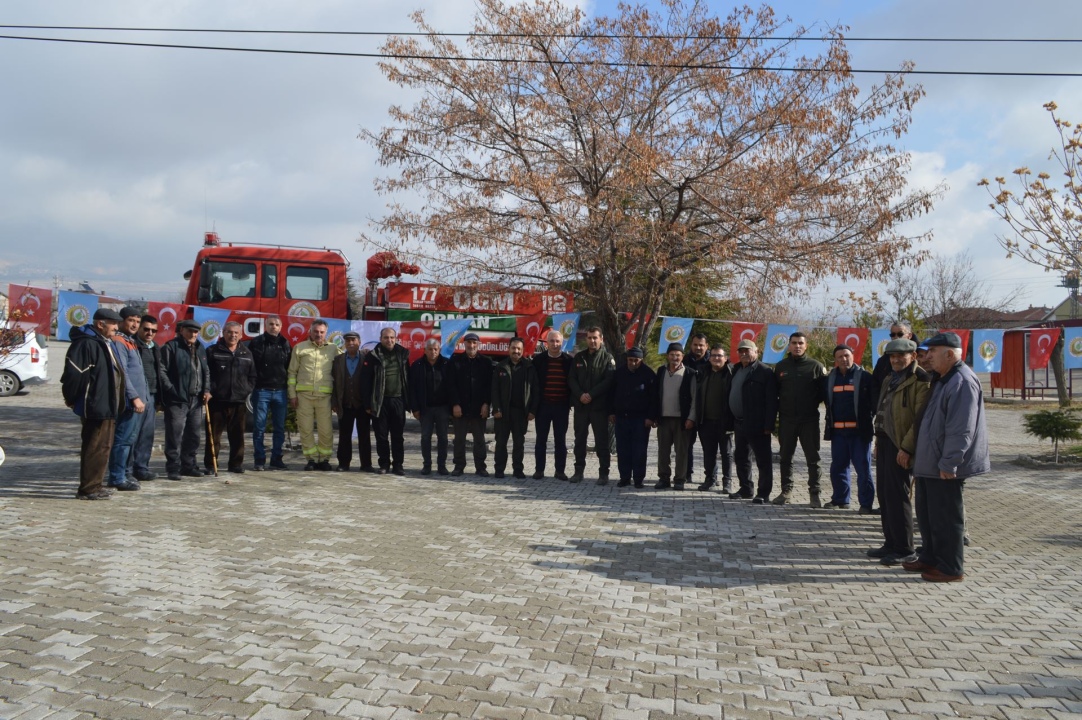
829;432;874;507
252;388;288;465
107;407;140;484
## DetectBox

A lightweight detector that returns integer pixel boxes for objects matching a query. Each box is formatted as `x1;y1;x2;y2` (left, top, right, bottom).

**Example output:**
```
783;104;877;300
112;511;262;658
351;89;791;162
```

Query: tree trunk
1051;334;1070;407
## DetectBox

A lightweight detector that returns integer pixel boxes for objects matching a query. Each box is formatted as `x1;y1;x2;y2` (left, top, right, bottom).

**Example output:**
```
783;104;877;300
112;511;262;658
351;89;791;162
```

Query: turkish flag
146;302;189;345
516;313;549;356
398;320;434;362
282;316;314;346
730;322;765;358
836;327;870;362
622;313;651;350
7;284;52;337
1028;328;1062;370
938;328;972;359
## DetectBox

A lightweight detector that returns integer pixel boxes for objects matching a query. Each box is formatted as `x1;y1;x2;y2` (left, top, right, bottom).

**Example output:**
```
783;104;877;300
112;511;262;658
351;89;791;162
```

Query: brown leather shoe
902;559;935;573
921;568;964;582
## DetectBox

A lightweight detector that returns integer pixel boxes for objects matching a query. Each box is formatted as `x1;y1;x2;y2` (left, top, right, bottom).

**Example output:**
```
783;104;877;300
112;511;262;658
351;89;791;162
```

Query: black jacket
206;340;257;403
532;351;572;406
137;340;163;400
247;332;292;390
569;347;615;413
653;365;698;424
61;325;124;420
490;357;540;417
611;363;657;417
362;343;412;416
725;360;778;434
448;352;494;417
159;336;211;405
409;355;452;410
696;364;732;424
332;352;367;411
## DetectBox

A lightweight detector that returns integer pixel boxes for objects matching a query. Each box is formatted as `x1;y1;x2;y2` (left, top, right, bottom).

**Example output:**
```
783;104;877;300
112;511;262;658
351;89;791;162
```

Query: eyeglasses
143;328;158;334
709;354;726;359
889;332;906;338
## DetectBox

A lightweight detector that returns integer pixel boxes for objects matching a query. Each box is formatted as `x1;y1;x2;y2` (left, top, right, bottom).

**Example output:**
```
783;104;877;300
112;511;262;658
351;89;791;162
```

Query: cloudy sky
1;0;1080;318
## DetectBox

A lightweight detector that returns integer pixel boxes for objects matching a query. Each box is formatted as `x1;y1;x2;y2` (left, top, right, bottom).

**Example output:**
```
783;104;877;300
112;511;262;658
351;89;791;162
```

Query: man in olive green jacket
868;338;931;566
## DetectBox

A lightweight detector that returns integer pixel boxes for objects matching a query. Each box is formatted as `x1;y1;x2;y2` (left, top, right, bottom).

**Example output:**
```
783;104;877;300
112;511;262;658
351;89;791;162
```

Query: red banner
282;316;315;346
730;322;765;359
385;282;573;316
516;314;549;356
1028;328;1061;370
836;327;870;361
938;328;972;359
6;285;53;337
146;302;190;345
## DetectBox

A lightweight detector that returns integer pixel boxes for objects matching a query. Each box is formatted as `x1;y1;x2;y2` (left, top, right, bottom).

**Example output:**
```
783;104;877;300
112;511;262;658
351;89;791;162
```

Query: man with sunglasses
873;323;915;397
128;315;163;482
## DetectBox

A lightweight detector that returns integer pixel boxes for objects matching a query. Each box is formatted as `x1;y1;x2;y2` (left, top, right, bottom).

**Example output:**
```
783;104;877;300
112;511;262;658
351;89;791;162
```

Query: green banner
385;309;520;332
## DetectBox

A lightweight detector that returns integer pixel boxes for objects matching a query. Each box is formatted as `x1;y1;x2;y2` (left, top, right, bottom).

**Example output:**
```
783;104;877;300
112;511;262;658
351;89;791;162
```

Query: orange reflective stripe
833;421;857;429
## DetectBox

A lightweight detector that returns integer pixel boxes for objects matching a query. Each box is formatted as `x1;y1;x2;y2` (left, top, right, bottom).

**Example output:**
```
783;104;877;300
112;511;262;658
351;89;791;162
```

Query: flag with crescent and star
729;322;765;359
937;328;971;359
146;302;189;345
1028;327;1061;370
7;284;53;337
835;327;869;363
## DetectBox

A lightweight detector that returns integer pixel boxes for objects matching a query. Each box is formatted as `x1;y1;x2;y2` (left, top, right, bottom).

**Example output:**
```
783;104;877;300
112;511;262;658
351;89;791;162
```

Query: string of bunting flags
10;285;1080;372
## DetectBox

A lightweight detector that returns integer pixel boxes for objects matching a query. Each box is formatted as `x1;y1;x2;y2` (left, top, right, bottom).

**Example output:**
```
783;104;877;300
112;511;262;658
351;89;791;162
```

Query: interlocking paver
1;349;1080;718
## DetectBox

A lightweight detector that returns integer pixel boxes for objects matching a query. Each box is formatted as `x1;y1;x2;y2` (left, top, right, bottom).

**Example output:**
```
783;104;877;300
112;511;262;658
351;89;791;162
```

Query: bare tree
363;0;941;346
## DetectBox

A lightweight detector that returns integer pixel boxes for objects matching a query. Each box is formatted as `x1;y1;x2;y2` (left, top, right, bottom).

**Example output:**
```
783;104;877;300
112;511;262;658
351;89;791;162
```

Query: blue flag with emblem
192;306;232;347
762;324;798;364
439;318;473;358
57;291;99;341
657;317;695;355
870;328;893;366
972;330;1006;373
550;313;580;352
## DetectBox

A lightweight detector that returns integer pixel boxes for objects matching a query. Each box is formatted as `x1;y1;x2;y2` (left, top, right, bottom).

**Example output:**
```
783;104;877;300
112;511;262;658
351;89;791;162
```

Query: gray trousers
657;417;691;483
164;396;203;472
419;405;450;470
128;392;157;476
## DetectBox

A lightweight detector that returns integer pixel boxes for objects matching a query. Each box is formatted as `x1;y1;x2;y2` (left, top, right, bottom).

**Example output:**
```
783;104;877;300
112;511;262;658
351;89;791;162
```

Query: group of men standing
63;314;988;581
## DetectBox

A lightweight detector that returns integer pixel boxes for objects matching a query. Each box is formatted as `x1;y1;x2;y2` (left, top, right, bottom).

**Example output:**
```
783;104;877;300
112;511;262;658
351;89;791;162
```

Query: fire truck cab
183;232;352;319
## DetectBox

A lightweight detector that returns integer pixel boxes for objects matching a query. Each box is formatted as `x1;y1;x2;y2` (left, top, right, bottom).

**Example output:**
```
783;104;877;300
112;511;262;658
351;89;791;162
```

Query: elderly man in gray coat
907;332;990;582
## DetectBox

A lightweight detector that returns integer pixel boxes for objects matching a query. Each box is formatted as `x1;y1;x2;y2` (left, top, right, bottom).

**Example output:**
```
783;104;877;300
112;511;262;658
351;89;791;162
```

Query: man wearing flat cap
106;306;150;491
610;346;656;488
159;318;211;480
652;342;698;490
868;338;931;566
726;339;777;502
909;332;989;582
332;331;369;472
62;308;126;500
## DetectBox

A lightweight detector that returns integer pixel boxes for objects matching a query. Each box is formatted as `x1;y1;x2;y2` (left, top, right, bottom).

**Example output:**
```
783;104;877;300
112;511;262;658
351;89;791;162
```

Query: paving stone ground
0;344;1079;719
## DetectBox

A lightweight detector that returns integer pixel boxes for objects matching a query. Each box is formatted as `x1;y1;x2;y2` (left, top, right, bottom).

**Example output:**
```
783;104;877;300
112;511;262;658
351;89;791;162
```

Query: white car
0;326;49;396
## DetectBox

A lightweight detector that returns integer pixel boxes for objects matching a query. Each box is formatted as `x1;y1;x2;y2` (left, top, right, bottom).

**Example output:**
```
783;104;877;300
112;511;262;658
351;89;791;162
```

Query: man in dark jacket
696;345;733;493
332;331;371;472
159;319;211;480
609;347;655;488
653;342;698;491
409;338;452;475
61;308;125;500
362;326;411;475
490;337;540;479
871;322;915;397
107;306;149;491
448;332;493;477
823;344;876;511
773;332;827;506
532;329;573;480
683;333;711;481
569;327;616;483
127;314;162;482
728;339;778;502
909;332;990;582
247;315;292;471
204;321;257;474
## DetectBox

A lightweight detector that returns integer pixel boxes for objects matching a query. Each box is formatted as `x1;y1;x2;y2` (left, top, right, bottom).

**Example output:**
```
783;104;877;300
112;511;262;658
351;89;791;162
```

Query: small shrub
1022;408;1082;463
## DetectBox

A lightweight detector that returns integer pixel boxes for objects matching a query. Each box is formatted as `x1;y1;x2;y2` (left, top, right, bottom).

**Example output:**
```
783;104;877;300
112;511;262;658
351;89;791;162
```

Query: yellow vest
287;340;341;396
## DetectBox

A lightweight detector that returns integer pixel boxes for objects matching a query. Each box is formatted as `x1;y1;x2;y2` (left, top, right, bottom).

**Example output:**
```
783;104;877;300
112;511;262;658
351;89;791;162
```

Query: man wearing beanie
610;346;655;488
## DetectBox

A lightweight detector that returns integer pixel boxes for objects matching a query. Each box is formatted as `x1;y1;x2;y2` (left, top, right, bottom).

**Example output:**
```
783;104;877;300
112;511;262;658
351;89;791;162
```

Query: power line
2;25;1081;43
2;33;1081;77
